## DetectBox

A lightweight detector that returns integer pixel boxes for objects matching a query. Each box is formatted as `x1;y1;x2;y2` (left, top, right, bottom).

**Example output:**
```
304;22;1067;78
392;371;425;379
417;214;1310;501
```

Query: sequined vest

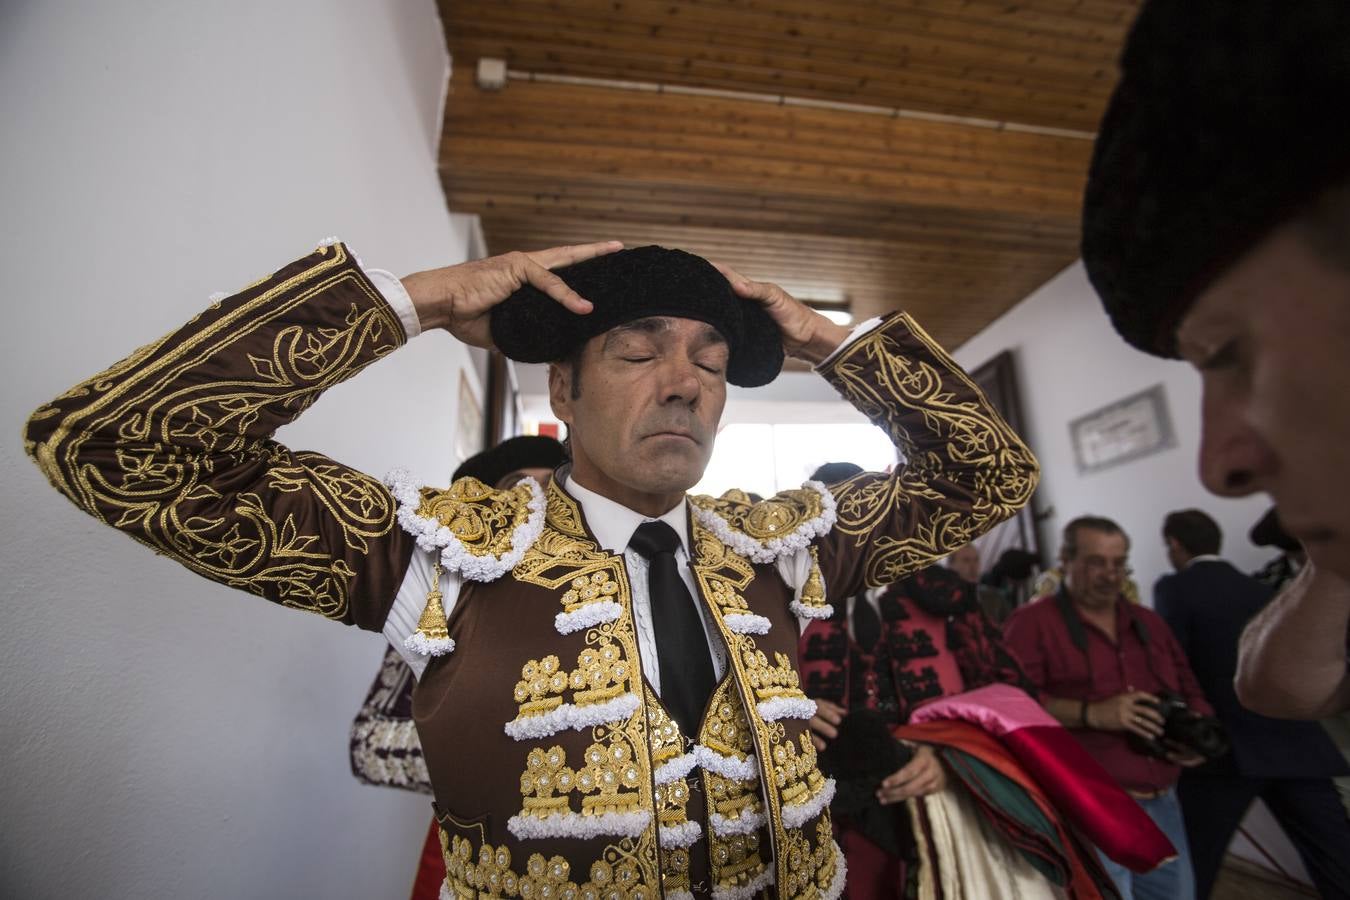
403;478;844;900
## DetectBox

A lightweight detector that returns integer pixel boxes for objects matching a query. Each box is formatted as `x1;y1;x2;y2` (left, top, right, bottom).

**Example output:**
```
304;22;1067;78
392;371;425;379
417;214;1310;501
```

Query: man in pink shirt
1004;516;1211;899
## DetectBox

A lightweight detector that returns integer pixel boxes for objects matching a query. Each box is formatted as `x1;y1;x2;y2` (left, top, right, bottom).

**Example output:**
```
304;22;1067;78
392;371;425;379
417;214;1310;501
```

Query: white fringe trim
507;808;651;841
781;777;836;829
723;612;772;634
710;807;766;836
692;481;837;564
789;599;836;620
385;469;546;582
402;632;456;657
502;692;641;742
694;745;758;782
654;751;700;785
712;865;775;900
439;884;453;900
659;819;704;848
666;892;695;900
756;696;817;722
823;841;848;900
554;599;622;635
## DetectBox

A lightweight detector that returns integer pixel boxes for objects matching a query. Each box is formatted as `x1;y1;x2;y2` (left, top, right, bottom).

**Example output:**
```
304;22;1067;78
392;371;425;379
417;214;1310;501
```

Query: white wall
953;261;1308;882
953;261;1273;593
0;3;477;897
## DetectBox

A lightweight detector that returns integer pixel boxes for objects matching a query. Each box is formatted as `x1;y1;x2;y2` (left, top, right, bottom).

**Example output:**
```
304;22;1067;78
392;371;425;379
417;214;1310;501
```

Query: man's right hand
1089;690;1165;740
807;698;846;751
401;241;623;346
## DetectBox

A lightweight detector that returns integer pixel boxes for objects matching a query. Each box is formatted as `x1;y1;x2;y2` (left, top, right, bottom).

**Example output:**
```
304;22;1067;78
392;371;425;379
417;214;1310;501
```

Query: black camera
1127;691;1229;761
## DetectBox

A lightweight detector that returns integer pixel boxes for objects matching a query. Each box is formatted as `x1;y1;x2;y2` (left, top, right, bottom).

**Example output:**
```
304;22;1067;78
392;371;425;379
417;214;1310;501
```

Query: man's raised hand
402;241;623;347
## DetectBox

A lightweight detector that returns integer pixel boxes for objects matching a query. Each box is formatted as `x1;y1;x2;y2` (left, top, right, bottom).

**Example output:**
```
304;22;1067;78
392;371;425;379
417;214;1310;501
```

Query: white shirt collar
1185;554;1224;568
563;474;690;557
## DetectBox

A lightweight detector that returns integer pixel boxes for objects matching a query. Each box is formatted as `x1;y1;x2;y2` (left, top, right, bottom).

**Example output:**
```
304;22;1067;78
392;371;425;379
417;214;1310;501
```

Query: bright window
692;422;898;498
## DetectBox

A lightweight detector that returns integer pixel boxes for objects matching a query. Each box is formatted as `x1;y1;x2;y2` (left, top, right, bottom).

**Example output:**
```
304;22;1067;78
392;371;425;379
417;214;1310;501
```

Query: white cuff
365;267;421;341
814;316;884;370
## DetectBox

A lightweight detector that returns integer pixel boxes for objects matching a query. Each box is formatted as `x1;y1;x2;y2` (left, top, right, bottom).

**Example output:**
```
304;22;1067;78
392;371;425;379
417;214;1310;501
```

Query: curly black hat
489;246;784;387
453;435;566;487
1082;0;1350;357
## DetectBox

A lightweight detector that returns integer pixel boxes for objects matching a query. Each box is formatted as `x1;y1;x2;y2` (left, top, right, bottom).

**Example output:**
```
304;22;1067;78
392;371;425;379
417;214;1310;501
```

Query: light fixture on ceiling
800;296;853;327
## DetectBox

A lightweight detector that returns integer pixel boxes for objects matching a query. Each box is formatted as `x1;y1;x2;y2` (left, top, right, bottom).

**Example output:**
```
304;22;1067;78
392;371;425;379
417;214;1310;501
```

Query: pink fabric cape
905;683;1175;873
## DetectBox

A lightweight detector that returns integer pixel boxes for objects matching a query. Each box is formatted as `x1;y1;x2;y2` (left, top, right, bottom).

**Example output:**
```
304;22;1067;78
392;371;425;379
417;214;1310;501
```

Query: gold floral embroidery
743;648;811;708
690;487;828;542
712;833;769;895
24;244;404;623
512;640;635;720
508;481;661;889
781;818;840;900
772;733;828;811
825;313;1039;587
442;834;659;900
416;477;538;558
515;741;645;821
561;570;621;614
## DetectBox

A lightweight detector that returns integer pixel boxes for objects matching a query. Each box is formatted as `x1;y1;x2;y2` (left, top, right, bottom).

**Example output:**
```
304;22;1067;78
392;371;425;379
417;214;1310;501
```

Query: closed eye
1197;340;1239;372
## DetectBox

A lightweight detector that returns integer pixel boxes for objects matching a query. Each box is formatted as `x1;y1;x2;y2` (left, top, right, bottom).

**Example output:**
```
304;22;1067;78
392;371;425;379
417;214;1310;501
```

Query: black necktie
629;520;716;739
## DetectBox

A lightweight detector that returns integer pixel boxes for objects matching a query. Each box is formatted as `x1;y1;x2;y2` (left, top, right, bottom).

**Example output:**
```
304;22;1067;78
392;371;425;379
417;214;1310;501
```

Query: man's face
1164;536;1188;573
1176;222;1350;578
548;316;728;515
1063;529;1130;611
949;544;981;582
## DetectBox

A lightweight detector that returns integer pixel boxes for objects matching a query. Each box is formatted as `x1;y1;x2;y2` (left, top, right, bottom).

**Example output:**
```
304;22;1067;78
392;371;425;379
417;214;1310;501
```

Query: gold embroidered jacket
24;243;1039;899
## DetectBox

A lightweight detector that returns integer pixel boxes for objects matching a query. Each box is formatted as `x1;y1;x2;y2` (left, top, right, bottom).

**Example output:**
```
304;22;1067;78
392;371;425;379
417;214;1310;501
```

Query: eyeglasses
1080;557;1132;577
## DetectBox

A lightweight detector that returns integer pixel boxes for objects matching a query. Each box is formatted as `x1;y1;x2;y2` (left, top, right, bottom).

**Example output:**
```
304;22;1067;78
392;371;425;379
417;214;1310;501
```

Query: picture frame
1068;383;1177;474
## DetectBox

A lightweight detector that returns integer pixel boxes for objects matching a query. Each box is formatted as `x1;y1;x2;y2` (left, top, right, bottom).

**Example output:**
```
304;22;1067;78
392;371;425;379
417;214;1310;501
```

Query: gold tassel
795;546;832;617
404;560;455;656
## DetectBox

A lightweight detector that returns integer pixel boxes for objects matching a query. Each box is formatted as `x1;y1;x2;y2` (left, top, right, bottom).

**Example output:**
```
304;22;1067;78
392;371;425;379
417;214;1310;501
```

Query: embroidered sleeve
23;242;416;630
814;312;1039;596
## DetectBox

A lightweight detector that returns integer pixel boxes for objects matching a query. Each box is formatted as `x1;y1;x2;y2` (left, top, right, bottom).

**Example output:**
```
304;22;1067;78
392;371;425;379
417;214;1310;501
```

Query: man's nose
1197;387;1276;497
659;357;702;405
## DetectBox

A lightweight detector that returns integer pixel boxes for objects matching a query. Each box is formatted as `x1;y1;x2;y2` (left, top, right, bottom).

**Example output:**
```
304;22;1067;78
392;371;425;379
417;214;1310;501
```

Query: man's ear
548;362;574;426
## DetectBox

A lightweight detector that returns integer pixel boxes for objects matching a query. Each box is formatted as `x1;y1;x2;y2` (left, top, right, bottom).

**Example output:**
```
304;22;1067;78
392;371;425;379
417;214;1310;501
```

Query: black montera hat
453;435;566;487
489;246;785;387
1082;0;1350;357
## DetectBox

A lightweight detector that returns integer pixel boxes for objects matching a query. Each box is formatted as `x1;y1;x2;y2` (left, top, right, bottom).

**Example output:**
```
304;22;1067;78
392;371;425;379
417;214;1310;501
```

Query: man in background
1155;509;1350;898
948;542;1012;624
1005;516;1210;899
1081;0;1350;720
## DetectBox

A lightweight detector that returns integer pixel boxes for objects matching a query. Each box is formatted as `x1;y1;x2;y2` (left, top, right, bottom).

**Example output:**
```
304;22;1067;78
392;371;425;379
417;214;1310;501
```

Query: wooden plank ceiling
436;0;1140;350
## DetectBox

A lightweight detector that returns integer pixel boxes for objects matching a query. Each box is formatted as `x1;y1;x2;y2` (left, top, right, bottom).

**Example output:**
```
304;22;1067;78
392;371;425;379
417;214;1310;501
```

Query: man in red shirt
1004;516;1211;899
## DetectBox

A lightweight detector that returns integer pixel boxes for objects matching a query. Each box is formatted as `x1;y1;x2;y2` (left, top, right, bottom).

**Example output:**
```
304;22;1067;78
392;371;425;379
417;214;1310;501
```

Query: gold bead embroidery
561;570;620;612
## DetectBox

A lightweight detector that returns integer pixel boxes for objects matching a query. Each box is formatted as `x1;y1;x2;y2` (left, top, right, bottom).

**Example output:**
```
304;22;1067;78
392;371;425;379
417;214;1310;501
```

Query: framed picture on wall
968;350;1044;575
1068;383;1176;474
455;370;483;466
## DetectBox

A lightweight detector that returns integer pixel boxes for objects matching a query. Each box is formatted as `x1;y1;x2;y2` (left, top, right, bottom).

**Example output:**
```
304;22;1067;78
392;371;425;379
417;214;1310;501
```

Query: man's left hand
876;744;947;805
712;262;851;365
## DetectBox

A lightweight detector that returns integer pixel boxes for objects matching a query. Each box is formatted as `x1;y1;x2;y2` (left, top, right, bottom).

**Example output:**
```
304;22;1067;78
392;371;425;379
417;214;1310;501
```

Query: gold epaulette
688;484;837;565
387;471;547;583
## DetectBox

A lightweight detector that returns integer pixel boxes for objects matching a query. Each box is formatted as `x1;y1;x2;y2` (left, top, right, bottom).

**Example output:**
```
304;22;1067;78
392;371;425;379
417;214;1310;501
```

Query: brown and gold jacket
24;243;1038;899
